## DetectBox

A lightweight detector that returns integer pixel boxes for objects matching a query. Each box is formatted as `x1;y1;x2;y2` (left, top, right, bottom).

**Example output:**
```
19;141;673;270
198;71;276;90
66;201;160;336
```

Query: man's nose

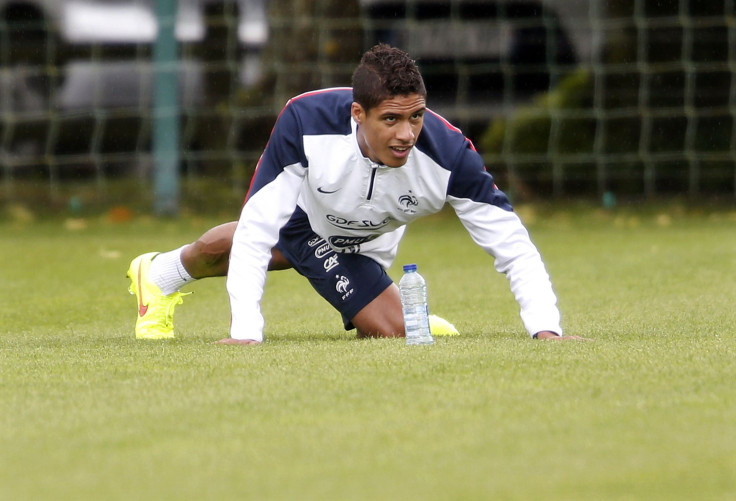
396;121;415;142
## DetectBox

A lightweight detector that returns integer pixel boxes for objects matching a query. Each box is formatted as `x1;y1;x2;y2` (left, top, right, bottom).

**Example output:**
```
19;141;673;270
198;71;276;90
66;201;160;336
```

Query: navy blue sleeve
245;103;308;202
419;111;513;211
447;144;513;211
245;89;353;203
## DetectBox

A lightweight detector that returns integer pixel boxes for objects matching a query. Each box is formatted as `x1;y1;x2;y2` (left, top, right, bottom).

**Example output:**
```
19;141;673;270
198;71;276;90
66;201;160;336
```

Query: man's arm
226;165;304;342
444;142;564;338
450;197;563;337
224;102;308;343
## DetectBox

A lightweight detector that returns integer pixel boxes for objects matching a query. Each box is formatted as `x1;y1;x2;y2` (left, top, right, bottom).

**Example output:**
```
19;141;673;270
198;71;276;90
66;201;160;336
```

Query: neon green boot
429;314;459;336
127;253;189;339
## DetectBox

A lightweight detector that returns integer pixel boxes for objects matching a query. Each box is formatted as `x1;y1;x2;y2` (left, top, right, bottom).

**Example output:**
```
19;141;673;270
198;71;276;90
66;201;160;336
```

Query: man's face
352;94;426;168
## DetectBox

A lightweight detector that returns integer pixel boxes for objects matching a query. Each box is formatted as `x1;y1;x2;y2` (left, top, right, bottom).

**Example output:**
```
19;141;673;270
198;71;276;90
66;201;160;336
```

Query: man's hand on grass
535;331;593;341
215;338;262;345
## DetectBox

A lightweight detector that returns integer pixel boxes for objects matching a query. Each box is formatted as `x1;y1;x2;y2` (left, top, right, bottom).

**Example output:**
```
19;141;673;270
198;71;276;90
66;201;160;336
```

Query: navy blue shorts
275;208;393;330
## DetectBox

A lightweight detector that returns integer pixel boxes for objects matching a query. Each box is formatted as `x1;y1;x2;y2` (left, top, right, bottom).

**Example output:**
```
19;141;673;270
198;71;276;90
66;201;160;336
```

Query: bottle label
403;305;430;335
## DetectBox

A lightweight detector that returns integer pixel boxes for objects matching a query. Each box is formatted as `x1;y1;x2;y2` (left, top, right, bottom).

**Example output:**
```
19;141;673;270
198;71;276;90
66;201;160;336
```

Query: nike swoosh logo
317;186;340;194
138;264;149;317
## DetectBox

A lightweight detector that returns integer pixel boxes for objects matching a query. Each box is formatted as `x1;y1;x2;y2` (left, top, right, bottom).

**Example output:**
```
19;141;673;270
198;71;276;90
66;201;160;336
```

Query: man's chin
381;157;410;168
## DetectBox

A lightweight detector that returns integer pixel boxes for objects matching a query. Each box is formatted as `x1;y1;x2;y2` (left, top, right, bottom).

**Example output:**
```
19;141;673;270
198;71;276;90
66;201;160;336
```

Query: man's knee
191;238;231;267
182;222;236;277
182;221;291;277
352;284;405;338
355;320;404;338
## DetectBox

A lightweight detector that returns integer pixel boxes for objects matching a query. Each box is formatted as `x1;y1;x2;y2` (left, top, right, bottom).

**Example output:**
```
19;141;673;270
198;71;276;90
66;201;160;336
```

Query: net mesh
0;0;734;213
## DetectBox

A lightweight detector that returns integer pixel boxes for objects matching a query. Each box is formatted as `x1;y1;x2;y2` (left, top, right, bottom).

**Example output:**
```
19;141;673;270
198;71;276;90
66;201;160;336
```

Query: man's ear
351;102;364;124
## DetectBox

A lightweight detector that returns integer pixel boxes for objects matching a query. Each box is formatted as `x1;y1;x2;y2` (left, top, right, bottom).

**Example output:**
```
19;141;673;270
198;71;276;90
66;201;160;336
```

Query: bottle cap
403;263;417;272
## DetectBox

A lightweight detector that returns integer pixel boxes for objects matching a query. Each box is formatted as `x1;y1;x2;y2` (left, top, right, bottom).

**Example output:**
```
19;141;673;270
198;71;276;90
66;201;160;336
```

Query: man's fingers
214;338;262;345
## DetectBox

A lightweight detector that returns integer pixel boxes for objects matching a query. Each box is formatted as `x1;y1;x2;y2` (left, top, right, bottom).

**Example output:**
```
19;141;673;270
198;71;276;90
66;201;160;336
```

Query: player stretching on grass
128;44;584;344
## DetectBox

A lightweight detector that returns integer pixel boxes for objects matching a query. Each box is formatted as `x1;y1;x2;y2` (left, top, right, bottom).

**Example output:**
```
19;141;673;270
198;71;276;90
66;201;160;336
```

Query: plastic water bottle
399;264;434;345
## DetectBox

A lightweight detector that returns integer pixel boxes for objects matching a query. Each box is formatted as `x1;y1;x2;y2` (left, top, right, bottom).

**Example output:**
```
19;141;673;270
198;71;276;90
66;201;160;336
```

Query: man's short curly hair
352;44;426;112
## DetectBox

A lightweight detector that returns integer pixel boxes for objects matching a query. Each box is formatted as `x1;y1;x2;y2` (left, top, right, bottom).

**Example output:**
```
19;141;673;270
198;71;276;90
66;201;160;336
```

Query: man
128;44;581;344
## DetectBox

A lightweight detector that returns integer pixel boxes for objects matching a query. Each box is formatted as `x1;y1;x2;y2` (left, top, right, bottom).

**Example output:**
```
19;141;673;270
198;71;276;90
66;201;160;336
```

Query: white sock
150;245;195;295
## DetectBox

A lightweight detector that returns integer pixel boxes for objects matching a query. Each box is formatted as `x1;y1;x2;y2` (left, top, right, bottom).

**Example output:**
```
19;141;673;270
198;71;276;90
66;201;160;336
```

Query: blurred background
0;0;734;216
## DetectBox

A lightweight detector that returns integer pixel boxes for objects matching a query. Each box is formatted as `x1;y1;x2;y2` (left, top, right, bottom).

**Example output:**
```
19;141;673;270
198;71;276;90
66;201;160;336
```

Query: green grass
1;206;735;500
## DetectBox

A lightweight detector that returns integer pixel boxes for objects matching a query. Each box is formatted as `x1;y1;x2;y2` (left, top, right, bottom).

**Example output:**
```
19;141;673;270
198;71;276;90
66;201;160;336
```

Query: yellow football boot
127;253;189;339
429;314;460;336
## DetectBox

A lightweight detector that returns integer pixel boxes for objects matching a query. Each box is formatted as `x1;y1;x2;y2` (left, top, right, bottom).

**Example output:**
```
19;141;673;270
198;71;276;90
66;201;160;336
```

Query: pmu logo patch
314;242;334;259
398;192;418;213
328;235;377;253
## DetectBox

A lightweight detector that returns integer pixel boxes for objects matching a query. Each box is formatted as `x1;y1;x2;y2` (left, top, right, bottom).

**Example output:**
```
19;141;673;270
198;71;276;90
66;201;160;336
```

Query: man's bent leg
352;285;461;338
352;283;405;338
181;222;236;278
272;208;400;338
130;221;291;340
181;221;291;278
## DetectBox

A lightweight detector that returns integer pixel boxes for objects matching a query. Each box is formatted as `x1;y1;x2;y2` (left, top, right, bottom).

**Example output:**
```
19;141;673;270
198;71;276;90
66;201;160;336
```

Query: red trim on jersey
427;108;478;152
426;107;490;174
244;88;353;204
290;87;352;102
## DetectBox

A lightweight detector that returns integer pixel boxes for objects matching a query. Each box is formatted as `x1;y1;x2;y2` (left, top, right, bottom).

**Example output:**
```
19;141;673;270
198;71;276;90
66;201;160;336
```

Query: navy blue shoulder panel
418;110;512;211
415;110;469;171
287;88;354;137
246;88;353;200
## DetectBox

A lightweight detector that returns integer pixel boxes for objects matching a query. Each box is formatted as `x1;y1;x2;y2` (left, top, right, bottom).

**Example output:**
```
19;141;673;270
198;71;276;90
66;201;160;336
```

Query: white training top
227;88;562;341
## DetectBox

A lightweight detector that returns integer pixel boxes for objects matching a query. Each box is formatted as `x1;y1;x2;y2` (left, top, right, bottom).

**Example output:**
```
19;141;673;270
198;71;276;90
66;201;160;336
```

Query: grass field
1;204;735;500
